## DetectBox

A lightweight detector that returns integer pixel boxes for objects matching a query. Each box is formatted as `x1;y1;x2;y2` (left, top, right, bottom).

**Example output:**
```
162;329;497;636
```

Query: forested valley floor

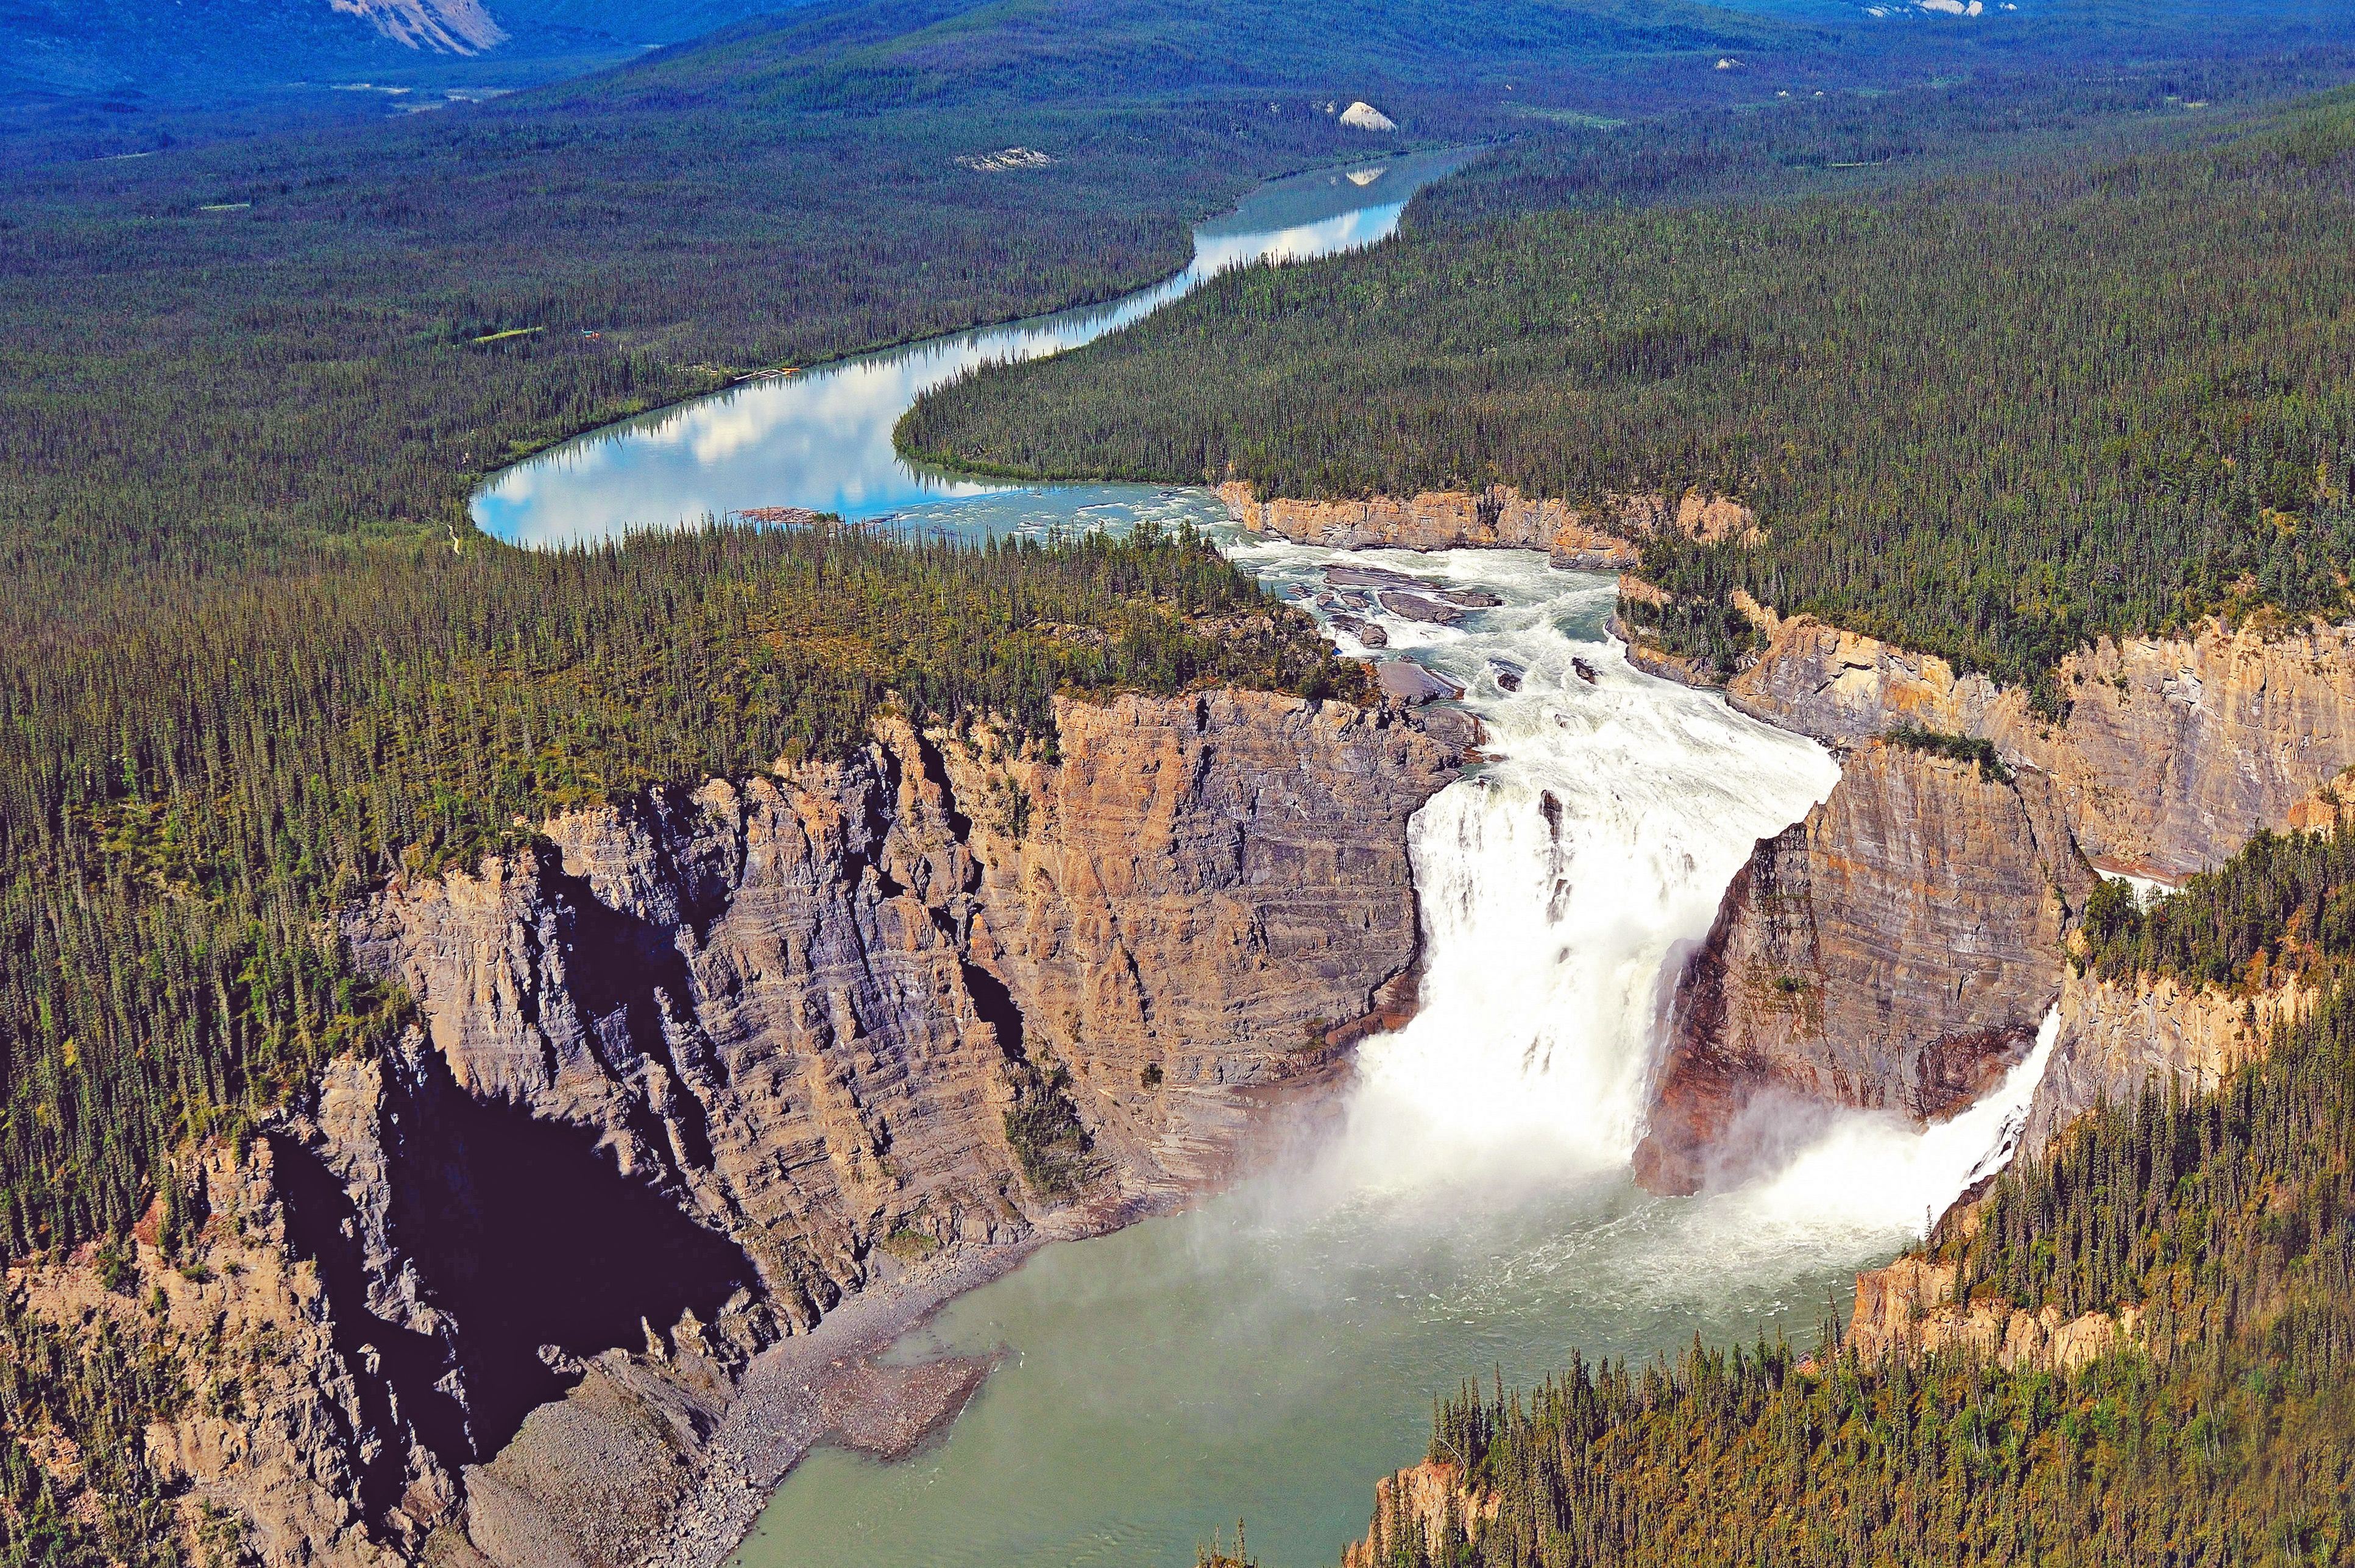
902;62;2355;707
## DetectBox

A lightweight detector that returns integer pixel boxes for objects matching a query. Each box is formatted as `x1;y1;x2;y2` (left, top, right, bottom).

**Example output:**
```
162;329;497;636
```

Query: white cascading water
1230;536;2061;1240
745;538;2075;1568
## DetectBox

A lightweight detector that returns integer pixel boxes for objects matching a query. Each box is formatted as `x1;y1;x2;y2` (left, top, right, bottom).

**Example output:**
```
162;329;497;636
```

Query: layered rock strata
1216;482;1757;569
1843;1257;2138;1372
1635;741;2095;1195
12;690;1459;1568
2025;967;2309;1152
1728;615;2355;880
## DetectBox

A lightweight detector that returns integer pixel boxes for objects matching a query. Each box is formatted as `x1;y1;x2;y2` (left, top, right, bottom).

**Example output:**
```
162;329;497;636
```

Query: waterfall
1231;536;2056;1235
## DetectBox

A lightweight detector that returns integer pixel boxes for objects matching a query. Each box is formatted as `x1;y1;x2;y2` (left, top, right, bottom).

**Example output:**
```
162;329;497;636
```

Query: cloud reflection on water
471;154;1467;549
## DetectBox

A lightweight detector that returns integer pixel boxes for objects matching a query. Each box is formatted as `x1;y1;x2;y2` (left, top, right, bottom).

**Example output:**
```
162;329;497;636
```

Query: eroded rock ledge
13;690;1461;1568
1216;481;1757;569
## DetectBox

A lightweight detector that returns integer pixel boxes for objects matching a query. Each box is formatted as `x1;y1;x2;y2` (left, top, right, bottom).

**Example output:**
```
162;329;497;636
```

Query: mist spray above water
1233;539;2059;1243
743;542;2070;1568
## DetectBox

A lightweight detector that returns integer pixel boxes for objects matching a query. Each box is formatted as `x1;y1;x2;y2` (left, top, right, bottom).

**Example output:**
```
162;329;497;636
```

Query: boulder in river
1325;565;1432;592
1331;615;1389;649
1379;592;1465;626
1487;658;1526;692
1439;588;1504;609
1572;657;1599;685
1375;660;1463;705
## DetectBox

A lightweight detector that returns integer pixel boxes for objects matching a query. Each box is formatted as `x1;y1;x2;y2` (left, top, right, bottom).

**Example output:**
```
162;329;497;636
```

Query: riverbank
640;1062;1363;1568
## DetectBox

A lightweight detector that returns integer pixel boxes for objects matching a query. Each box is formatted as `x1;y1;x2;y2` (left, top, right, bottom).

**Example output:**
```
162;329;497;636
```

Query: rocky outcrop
1728;616;2355;880
1217;482;1757;569
1844;1257;2138;1372
330;0;506;53
1635;741;2094;1195
2025;967;2309;1152
13;1139;436;1568
1340;1460;1494;1568
11;691;1458;1568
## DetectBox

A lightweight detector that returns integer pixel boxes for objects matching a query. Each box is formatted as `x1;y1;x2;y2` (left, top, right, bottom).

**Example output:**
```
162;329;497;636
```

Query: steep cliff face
1728;616;2355;880
13;1137;438;1568
1635;741;2094;1195
1340;1460;1495;1568
2025;967;2308;1152
10;691;1457;1568
1216;482;1754;570
1843;1257;2136;1372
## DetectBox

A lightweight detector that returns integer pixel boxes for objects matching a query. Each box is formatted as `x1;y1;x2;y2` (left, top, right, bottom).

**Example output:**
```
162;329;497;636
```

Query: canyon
1638;607;2355;1191
1226;486;2355;1204
12;690;1461;1568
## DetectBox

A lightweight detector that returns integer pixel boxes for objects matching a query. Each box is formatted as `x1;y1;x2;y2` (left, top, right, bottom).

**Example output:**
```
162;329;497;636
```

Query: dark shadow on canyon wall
277;1042;760;1472
385;1065;759;1458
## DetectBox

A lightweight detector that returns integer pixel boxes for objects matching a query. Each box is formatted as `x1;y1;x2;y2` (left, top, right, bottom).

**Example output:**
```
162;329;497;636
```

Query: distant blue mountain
0;0;819;104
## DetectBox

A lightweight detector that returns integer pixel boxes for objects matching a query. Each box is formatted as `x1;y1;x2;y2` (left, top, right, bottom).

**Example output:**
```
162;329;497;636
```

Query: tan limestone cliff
1844;1256;2139;1372
339;690;1455;1568
1216;482;1756;569
2025;967;2309;1152
1727;615;2355;880
1635;741;2094;1195
10;690;1457;1568
1341;1460;1495;1568
10;1139;445;1568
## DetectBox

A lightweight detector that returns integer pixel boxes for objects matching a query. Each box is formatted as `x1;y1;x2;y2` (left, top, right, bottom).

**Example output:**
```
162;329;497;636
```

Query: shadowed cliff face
1634;741;2094;1195
294;692;1441;1563
48;689;1451;1568
342;693;1456;1318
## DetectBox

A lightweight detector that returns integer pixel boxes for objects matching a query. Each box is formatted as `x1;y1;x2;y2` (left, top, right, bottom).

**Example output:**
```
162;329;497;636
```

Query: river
471;146;1477;548
473;157;2054;1568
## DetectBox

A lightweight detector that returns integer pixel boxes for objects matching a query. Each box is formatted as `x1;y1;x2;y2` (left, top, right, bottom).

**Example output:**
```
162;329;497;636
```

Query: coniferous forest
0;0;1802;1279
903;70;2355;702
1389;830;2355;1566
10;1;2355;1565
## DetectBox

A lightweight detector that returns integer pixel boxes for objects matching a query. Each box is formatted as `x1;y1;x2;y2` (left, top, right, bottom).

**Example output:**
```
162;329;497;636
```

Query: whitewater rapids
742;538;2069;1568
1231;537;2058;1250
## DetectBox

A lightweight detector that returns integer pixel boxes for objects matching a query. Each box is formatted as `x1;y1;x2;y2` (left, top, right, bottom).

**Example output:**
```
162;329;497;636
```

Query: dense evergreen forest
1381;834;2355;1566
2078;817;2355;991
904;65;2355;701
0;0;1813;616
0;519;1349;1261
0;0;1841;1282
12;4;2355;1564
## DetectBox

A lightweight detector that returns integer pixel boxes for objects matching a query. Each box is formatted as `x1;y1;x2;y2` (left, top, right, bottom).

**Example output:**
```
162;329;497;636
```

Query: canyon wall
1217;482;1757;570
10;690;1458;1568
1641;607;2355;1192
1634;741;2094;1195
1727;615;2355;881
2025;967;2309;1153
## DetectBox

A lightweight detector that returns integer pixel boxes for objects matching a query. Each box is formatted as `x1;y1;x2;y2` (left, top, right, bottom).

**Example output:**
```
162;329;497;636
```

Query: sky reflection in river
470;148;1472;548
